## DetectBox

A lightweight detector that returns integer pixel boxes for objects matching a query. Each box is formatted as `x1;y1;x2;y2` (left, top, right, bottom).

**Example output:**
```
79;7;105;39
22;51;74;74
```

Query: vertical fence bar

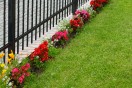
53;0;55;27
22;0;25;50
17;0;20;53
50;0;52;29
62;0;63;20
31;0;34;43
27;0;29;47
69;0;72;14
46;0;49;32
81;0;82;5
67;0;69;16
69;0;71;14
3;0;6;62
43;0;45;34
8;0;16;53
79;0;80;7
39;0;42;37
35;0;38;40
64;0;66;17
72;0;78;14
56;0;58;24
59;0;61;20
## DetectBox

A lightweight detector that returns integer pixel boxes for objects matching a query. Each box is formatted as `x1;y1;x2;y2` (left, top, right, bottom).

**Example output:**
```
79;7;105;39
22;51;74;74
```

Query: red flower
70;19;77;27
43;41;48;46
29;41;49;62
30;52;36;61
70;17;83;30
98;0;108;4
90;0;95;6
39;52;48;61
37;41;48;53
90;0;102;10
34;48;41;56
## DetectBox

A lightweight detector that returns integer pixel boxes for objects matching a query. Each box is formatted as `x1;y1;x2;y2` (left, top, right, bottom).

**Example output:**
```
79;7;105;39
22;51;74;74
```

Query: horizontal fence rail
0;0;89;63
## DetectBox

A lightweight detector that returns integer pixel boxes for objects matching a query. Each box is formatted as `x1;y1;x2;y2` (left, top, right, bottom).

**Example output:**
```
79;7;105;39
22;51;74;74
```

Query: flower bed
0;0;109;87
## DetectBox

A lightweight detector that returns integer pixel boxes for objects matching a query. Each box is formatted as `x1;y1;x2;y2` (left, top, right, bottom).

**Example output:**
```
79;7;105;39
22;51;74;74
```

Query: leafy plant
70;15;84;31
90;0;108;12
29;41;48;62
75;9;90;23
29;41;48;73
51;30;69;48
9;63;30;88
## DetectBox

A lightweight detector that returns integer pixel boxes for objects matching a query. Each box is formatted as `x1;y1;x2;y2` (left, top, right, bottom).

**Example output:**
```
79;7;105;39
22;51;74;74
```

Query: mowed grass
25;0;132;88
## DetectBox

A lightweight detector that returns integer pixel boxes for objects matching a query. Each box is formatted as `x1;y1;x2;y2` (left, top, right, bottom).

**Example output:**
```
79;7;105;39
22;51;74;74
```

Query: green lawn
25;0;132;88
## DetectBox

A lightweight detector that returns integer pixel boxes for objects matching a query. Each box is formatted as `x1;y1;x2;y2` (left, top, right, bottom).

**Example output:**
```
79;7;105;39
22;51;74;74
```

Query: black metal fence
0;0;89;62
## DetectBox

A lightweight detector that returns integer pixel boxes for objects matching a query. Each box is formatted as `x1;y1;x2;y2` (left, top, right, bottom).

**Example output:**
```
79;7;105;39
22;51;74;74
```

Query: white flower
36;56;39;59
54;39;58;42
51;41;54;44
7;82;12;87
2;78;5;81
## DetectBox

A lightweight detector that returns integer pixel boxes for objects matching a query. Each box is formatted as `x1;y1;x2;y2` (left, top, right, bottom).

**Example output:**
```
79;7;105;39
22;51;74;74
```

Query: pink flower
52;30;69;41
21;63;30;72
12;68;19;73
10;63;31;86
75;10;90;22
24;72;30;76
11;68;20;76
63;30;68;40
75;10;81;15
18;75;25;84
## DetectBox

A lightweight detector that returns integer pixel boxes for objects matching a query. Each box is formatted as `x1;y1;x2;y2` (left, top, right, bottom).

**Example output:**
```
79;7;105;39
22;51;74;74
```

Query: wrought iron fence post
72;0;78;14
8;0;16;54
